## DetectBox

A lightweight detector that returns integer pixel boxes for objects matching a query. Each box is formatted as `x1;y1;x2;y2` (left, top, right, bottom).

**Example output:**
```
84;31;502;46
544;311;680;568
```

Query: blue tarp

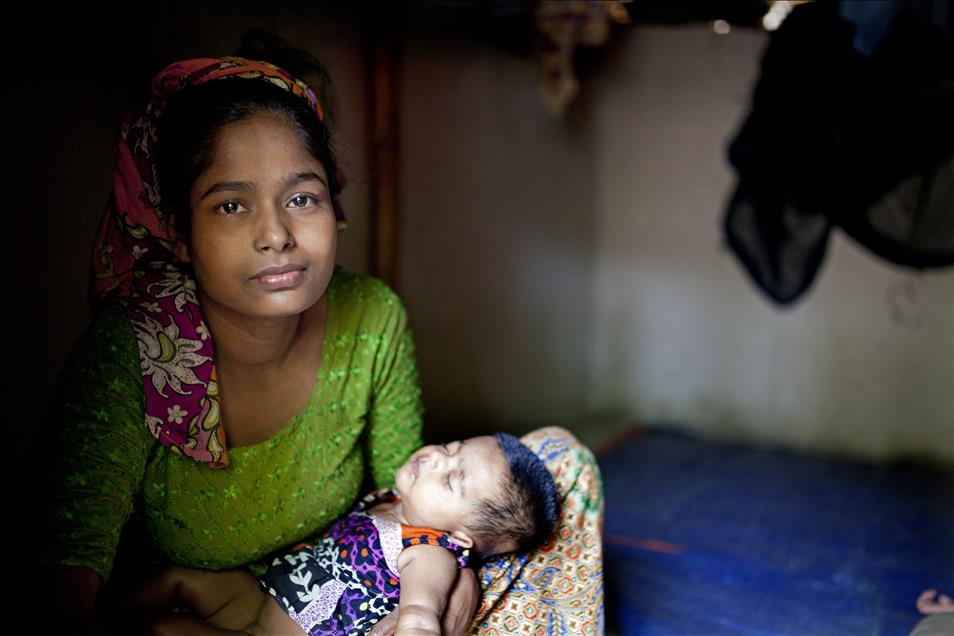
599;428;954;635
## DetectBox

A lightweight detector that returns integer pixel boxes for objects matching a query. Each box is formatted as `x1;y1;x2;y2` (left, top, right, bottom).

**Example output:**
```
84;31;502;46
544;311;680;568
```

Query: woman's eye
217;201;243;215
289;194;317;208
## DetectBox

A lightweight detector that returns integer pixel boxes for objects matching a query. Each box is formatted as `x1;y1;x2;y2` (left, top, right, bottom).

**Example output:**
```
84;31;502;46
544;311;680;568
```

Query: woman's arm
26;305;151;627
369;565;479;636
366;280;424;488
30;564;111;635
441;567;480;635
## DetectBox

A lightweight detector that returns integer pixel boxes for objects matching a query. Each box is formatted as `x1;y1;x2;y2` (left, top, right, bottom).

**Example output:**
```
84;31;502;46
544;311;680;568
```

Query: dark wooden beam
365;11;401;288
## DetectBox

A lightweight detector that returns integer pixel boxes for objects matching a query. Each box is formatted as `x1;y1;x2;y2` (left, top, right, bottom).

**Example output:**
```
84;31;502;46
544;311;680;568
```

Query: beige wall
588;26;953;462
398;34;597;436
397;24;954;463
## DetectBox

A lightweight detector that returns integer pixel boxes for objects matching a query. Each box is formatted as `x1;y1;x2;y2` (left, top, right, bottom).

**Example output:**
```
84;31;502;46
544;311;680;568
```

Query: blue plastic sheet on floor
598;428;954;636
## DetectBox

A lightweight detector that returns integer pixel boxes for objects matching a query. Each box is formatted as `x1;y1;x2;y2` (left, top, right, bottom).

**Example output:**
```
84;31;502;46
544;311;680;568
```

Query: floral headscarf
90;57;344;468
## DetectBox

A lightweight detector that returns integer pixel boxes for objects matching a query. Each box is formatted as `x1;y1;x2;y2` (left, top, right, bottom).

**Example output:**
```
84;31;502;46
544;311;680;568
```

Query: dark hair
235;29;337;123
465;433;561;557
156;34;340;244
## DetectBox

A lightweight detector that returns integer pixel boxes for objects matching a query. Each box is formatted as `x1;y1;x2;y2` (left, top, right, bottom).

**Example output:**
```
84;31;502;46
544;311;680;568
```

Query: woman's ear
171;238;191;264
161;212;191;263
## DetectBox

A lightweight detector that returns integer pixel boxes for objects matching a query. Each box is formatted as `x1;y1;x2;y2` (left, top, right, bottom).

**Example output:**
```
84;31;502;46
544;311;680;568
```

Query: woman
29;38;603;636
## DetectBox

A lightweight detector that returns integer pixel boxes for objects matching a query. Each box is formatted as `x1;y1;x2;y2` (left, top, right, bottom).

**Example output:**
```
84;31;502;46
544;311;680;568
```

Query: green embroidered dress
36;270;423;582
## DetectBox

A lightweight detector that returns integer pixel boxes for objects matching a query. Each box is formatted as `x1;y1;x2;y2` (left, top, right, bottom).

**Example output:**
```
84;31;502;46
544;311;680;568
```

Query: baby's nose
428;450;447;470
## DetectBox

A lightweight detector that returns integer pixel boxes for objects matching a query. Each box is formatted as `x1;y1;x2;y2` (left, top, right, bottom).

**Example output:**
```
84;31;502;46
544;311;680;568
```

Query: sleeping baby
116;433;560;635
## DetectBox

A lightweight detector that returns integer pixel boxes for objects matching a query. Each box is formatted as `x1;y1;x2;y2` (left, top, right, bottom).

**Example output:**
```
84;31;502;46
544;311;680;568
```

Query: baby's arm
395;544;459;635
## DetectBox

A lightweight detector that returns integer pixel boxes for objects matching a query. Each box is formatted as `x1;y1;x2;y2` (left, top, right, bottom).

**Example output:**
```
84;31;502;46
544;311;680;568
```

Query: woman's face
181;112;337;320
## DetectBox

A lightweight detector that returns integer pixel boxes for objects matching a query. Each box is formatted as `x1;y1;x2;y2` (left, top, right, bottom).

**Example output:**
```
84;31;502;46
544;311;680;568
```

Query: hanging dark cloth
724;0;954;305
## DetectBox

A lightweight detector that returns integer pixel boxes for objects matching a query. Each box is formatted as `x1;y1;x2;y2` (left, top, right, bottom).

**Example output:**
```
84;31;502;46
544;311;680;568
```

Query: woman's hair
235;29;338;123
156;31;341;244
464;433;561;557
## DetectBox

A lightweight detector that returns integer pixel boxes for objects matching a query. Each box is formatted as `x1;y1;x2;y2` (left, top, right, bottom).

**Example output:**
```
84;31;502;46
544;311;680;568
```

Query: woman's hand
368;610;399;635
442;568;479;635
368;567;479;636
31;564;113;635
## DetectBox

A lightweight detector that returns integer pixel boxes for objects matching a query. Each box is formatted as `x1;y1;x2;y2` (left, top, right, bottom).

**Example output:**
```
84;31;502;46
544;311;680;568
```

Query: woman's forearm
441;568;480;635
32;565;113;635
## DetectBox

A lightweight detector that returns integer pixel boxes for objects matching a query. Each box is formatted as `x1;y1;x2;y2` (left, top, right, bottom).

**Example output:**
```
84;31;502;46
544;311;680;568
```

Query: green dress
35;269;423;582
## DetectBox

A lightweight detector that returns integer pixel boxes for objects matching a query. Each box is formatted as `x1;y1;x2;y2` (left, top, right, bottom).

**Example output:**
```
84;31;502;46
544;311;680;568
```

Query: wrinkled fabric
725;0;954;304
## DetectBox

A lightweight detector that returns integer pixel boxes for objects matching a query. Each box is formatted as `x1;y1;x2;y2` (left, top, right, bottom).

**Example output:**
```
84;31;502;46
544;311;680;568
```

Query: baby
117;433;560;635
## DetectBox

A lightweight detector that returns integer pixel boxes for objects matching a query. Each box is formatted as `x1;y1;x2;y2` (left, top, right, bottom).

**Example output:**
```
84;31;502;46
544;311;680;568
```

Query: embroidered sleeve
364;279;424;490
28;303;151;583
401;526;472;569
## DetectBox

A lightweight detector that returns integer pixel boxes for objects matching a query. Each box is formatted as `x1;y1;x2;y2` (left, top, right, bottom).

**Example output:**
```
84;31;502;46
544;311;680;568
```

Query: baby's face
394;435;507;548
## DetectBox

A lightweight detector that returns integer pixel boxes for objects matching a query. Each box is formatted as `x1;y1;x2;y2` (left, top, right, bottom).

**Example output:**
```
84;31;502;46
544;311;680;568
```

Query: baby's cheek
393;465;407;492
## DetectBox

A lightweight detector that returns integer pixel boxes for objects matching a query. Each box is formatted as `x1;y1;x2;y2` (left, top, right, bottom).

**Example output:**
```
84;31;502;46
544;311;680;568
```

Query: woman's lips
250;265;306;290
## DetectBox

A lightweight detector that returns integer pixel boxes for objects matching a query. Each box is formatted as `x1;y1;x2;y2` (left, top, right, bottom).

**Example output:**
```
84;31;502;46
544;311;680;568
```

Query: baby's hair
464;433;560;558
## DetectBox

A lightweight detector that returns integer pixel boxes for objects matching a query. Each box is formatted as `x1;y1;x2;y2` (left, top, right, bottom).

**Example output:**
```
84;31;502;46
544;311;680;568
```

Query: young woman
28;37;603;636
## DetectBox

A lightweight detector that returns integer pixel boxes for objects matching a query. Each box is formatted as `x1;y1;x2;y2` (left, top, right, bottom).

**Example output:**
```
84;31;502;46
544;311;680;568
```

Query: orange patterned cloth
471;427;604;635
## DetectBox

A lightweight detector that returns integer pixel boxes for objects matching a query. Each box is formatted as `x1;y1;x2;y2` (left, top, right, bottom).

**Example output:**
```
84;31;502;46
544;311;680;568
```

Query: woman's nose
254;205;295;253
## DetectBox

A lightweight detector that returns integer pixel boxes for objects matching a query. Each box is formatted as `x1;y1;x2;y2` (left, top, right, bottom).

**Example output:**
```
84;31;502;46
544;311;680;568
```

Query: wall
586;25;953;462
398;32;597;438
398;24;954;463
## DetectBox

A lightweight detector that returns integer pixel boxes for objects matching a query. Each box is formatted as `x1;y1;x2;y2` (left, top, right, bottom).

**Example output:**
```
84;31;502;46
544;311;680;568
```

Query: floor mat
598;427;954;635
